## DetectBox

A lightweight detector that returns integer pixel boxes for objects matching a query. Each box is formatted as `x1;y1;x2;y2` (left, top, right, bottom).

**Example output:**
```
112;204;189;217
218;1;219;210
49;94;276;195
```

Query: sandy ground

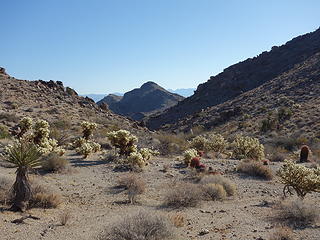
1;153;320;240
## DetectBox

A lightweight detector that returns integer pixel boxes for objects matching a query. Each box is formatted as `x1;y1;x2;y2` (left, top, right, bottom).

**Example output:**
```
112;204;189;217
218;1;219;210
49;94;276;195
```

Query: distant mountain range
97;81;184;121
81;88;194;102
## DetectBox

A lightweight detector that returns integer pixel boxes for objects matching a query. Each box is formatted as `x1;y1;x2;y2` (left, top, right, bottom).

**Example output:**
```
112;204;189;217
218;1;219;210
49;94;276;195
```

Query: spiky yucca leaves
5;141;42;211
277;160;320;198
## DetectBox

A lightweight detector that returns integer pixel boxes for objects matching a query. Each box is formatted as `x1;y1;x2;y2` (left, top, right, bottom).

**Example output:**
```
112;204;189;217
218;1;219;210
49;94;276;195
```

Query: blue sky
1;0;319;94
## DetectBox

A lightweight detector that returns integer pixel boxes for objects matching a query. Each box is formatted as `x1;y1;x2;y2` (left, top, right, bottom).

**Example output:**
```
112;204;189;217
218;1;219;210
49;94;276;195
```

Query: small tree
4;141;42;211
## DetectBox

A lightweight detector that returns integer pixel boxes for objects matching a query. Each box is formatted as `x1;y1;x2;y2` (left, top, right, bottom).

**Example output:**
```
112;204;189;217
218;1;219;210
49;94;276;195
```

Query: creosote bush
101;211;173;240
0;124;10;139
277;160;320;198
274;199;319;227
237;160;273;180
164;182;202;208
41;152;68;172
232;135;265;160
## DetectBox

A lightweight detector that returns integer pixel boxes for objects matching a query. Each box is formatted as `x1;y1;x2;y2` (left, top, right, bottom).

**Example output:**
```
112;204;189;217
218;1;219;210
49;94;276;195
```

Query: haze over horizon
1;0;319;94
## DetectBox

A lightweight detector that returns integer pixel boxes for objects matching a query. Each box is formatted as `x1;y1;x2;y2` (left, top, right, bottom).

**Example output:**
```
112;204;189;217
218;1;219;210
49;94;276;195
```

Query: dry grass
269;226;295;240
41;152;68;172
101;210;173;240
29;184;62;209
0;176;12;204
60;211;71;226
163;182;202;208
155;132;188;155
274;199;319;228
200;175;237;197
237;161;273;180
202;183;227;201
170;213;185;228
117;174;146;204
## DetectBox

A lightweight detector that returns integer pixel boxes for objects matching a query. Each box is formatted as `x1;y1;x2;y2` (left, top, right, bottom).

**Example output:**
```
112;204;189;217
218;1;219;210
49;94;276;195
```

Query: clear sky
1;0;319;94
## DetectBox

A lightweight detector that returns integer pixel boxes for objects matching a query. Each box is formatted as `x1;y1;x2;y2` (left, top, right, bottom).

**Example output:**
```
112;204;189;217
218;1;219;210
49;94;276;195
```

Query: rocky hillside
146;28;320;130
0;68;150;140
98;81;184;121
152;51;320;138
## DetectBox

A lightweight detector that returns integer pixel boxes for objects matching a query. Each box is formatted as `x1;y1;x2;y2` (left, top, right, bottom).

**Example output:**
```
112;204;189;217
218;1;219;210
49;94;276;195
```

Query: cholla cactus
189;136;208;151
277;160;320;198
107;130;138;156
75;140;101;158
18;117;33;138
232;135;265;160
80;121;97;140
128;151;145;168
72;122;101;158
207;133;228;153
183;148;199;166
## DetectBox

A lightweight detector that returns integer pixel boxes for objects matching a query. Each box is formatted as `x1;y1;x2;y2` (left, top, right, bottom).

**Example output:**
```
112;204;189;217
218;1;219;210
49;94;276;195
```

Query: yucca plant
4;141;42;211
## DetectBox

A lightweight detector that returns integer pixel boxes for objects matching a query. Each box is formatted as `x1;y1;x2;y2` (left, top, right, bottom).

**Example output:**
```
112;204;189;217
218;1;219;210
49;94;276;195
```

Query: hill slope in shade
146;28;320;130
98;81;184;121
154;52;320;138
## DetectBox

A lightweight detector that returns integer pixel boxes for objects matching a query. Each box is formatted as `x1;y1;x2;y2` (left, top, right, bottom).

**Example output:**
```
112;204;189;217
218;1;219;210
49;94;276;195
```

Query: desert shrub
237;161;273;180
270;152;286;162
155;132;188;155
41;152;68;172
117;174;146;204
107;130;137;156
0;124;10;139
183;148;198;166
0;177;12;204
202;183;227;201
275;199;319;227
200;175;237;196
272;136;307;152
0;112;19;123
29;184;62;208
269;226;294;240
170;213;185;228
277;107;293;123
260;117;277;133
277;160;320;198
164;182;202;208
232;135;265;160
101;211;173;240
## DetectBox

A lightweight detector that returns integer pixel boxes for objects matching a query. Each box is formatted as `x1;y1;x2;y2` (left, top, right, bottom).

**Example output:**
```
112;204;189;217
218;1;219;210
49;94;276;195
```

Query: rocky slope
98;81;184;121
0;68;150;140
152;51;320;138
146;28;320;130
